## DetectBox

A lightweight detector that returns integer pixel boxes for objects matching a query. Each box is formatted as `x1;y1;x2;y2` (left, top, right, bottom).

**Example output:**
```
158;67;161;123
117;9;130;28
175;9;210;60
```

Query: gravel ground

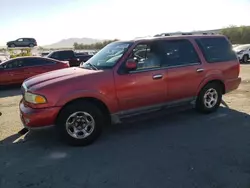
0;64;250;188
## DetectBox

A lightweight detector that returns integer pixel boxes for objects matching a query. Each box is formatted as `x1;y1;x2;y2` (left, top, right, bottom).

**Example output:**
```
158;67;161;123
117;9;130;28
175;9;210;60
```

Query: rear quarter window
195;37;237;63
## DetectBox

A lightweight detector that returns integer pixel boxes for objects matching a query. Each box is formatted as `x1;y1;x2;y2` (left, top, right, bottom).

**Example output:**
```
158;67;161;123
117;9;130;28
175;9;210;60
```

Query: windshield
81;42;132;69
234;44;250;51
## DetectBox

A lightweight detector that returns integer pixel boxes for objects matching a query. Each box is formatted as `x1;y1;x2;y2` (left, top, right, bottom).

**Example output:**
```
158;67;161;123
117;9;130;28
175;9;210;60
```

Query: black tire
56;101;104;146
29;43;34;47
242;55;249;63
10;44;15;48
195;83;222;114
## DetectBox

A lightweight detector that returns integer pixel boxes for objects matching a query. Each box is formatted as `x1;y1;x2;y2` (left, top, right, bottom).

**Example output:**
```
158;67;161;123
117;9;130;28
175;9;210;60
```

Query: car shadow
0;105;248;147
1;105;250;187
0;84;22;98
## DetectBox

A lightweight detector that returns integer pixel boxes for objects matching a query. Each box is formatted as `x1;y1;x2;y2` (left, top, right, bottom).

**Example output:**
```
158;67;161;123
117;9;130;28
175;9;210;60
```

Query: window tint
61;51;74;59
195;37;237;63
49;52;59;59
160;39;200;67
129;42;161;71
4;59;24;69
50;51;74;60
23;58;55;66
17;39;23;42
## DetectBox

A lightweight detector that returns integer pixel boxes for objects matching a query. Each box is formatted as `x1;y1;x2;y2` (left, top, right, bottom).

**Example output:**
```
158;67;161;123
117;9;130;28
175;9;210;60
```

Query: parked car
46;50;93;67
20;34;241;146
6;38;37;48
233;44;250;63
0;56;69;86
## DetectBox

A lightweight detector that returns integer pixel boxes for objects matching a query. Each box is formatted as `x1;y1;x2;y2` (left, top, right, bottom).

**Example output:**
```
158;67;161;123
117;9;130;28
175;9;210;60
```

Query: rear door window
195;37;237;63
23;58;55;67
160;39;201;67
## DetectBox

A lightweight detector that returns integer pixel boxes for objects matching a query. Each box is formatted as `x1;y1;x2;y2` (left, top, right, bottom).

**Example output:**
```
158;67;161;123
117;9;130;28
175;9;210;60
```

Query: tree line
73;39;119;50
72;26;250;50
221;25;250;44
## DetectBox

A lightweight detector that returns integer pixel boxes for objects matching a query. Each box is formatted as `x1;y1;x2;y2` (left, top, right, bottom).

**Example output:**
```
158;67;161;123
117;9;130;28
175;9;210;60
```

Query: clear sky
0;0;250;46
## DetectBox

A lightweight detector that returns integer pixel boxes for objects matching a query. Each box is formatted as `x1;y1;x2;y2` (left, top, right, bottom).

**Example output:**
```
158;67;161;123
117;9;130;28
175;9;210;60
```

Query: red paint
19;35;241;128
0;57;69;86
19;99;61;127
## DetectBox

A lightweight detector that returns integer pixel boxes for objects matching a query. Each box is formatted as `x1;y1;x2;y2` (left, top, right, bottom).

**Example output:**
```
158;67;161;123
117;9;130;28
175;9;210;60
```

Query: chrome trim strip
129;63;201;74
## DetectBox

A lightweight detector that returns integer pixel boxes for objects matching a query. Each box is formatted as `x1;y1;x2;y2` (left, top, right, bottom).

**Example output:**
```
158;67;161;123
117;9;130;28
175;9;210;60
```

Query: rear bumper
225;77;241;93
19;99;61;129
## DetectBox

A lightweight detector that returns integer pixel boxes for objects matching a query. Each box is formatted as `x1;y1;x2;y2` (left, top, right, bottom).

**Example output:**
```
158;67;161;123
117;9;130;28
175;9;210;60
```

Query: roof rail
154;32;217;37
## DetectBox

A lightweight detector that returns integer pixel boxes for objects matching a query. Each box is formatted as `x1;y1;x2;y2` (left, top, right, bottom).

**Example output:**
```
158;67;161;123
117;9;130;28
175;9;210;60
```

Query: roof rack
153;32;217;37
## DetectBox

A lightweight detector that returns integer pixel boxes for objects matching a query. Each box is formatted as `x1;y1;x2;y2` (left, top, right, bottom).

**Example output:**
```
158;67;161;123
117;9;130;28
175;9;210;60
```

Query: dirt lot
1;65;250;188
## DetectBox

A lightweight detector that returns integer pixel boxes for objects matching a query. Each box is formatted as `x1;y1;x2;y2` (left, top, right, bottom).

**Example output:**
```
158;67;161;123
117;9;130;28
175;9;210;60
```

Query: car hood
23;67;99;91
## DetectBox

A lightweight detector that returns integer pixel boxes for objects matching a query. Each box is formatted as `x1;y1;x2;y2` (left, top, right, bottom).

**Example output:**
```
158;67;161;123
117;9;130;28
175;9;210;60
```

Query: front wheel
56;101;104;146
195;83;222;113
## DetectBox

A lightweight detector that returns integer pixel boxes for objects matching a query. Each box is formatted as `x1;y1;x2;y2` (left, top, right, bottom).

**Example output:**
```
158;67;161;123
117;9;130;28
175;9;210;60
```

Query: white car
233;44;250;63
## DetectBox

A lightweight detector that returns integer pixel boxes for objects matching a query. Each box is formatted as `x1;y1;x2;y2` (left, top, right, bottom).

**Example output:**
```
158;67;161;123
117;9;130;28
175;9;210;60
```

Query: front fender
55;89;118;113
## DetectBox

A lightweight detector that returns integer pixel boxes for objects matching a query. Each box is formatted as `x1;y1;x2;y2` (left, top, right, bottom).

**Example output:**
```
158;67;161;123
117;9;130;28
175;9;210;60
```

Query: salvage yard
1;64;250;188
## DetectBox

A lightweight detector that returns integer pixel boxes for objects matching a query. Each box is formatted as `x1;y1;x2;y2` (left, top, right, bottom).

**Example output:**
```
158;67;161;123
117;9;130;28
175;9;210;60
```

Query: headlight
24;92;47;104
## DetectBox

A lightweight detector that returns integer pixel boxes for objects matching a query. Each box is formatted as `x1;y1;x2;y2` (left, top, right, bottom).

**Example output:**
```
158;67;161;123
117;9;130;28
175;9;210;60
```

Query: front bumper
19;99;61;129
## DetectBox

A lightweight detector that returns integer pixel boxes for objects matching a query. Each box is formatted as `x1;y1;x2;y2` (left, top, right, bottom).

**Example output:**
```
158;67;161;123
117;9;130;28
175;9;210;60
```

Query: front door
159;39;205;101
114;42;167;112
1;59;29;84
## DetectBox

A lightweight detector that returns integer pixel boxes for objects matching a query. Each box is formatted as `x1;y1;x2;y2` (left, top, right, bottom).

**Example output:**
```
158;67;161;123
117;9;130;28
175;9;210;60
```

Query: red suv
19;34;241;146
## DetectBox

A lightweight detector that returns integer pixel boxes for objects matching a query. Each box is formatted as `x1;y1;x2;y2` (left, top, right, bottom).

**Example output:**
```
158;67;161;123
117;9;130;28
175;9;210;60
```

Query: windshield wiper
85;62;98;70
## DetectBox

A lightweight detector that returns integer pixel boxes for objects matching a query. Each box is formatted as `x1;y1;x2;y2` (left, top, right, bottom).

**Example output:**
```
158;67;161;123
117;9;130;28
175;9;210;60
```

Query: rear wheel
56;101;104;146
242;55;249;63
29;43;34;47
195;83;222;113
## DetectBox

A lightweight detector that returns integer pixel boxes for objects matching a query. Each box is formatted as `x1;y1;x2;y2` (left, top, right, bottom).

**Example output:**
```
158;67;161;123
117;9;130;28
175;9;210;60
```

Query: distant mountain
43;38;104;49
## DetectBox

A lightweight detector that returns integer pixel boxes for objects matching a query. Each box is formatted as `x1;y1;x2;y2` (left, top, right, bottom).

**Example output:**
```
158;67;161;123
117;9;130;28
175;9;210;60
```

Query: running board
111;98;196;124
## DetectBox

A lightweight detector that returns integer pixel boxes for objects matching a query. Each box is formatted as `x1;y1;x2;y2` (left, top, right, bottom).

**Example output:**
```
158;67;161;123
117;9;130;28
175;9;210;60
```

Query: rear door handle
196;68;204;73
152;74;163;80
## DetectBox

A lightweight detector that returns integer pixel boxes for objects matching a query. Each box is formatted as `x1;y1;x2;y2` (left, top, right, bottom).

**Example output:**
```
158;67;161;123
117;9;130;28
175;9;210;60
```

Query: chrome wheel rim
66;111;95;139
203;88;218;108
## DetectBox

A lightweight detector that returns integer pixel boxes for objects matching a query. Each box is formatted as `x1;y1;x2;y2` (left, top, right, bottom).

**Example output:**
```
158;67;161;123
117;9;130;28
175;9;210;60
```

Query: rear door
23;38;30;46
24;58;58;77
160;39;205;102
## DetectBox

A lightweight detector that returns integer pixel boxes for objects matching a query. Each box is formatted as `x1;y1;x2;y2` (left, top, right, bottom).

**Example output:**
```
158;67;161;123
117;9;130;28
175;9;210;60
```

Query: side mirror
125;59;137;70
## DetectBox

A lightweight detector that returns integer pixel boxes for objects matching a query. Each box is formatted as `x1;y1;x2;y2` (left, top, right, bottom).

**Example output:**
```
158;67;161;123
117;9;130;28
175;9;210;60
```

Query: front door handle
196;68;204;73
152;74;163;80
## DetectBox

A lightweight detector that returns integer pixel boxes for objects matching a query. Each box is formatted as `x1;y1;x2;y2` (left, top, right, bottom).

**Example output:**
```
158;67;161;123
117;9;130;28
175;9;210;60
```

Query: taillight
61;61;70;67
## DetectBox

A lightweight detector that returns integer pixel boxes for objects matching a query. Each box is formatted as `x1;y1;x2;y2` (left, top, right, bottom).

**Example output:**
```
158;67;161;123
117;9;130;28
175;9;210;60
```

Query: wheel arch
197;79;225;96
56;97;111;125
